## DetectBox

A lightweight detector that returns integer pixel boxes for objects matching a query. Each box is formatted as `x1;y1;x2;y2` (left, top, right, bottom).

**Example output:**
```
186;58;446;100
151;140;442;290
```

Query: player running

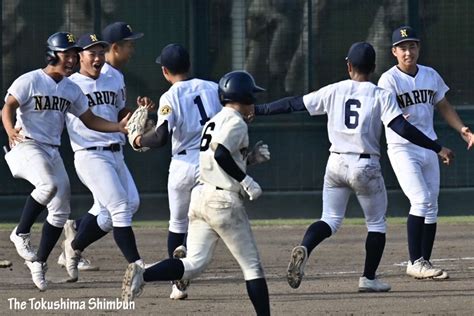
122;71;271;316
129;43;222;299
378;26;474;279
3;32;129;291
254;42;453;292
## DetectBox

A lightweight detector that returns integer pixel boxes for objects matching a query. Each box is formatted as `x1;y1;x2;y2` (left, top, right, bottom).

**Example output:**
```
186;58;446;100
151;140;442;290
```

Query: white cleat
425;260;449;280
25;260;48;291
287;245;308;289
406;257;443;279
10;226;37;261
122;262;145;302
358;277;391;292
170;284;188;300
172;245;190;292
62;240;80;282
58;252;99;271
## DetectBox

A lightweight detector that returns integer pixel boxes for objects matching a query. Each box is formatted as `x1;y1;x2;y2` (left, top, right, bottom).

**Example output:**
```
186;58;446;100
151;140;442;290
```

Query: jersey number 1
194;95;210;126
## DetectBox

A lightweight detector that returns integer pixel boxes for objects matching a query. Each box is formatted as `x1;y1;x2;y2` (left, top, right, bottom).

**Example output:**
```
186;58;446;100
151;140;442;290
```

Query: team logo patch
159;105;172;115
400;29;408;37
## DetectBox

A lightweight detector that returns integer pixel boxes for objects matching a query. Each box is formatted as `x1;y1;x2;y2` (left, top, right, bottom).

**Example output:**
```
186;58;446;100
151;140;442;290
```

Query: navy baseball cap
102;22;143;44
392;26;419;46
346;42;375;69
77;33;109;50
155;43;190;74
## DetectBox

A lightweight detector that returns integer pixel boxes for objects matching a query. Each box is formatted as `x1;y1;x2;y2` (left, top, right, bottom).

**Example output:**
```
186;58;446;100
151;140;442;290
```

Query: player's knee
181;257;207;280
129;198;140;215
424;206;438;224
110;210;133;227
97;213;113;232
47;210;69;227
243;263;265;280
320;217;342;234
32;183;58;205
409;200;432;218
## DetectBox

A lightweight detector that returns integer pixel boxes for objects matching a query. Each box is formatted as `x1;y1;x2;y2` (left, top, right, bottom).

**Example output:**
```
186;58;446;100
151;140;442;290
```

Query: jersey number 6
200;122;216;151
345;99;361;129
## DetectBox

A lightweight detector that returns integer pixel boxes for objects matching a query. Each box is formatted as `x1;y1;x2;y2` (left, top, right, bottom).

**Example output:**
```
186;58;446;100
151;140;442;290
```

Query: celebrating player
57;21;151;272
61;33;147;286
378;26;474;279
122;71;271;316
128;43;222;299
2;32;130;291
254;42;453;292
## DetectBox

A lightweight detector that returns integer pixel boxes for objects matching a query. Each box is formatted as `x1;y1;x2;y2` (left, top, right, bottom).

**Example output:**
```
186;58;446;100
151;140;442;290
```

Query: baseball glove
126;106;150;152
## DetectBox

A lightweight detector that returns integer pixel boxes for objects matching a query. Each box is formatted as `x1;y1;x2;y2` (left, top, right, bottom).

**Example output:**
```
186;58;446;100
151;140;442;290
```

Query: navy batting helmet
46;32;82;65
218;71;265;105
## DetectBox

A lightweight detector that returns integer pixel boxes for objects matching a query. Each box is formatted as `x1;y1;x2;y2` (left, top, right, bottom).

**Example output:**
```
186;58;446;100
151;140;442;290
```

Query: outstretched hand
460;126;474;150
136;96;155;111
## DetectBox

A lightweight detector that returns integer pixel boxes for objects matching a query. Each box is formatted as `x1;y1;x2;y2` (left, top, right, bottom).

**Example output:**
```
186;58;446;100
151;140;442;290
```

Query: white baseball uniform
4;69;88;227
157;78;222;234
182;107;265;281
302;79;402;233
66;70;139;230
378;65;449;223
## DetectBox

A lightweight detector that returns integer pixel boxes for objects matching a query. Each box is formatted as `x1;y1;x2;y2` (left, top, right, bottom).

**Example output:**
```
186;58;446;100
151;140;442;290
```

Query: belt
86;143;122;152
177;150;187;155
216;187;224;190
334;152;370;159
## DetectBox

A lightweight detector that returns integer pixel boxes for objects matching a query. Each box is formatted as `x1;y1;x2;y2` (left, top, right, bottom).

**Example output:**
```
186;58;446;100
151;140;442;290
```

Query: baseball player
2;32;130;291
378;26;474;279
129;43;222;299
122;71;271;316
57;22;151;272
254;42;453;292
61;33;148;285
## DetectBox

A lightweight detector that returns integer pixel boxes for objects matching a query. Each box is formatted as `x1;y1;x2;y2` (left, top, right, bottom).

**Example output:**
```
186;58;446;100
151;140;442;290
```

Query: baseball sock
71;214;107;252
36;221;63;262
407;214;424;263
421;222;437;261
143;259;184;282
113;226;140;263
246;278;270;316
362;232;386;280
16;195;46;234
167;231;186;258
301;220;332;256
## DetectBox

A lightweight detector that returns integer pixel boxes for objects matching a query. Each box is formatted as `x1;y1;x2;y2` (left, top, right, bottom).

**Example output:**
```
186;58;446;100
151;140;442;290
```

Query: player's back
161;78;222;155
304;79;400;156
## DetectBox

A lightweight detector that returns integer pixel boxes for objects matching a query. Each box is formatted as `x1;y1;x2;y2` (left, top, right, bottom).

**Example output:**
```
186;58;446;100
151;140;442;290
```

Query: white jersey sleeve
302;85;333;115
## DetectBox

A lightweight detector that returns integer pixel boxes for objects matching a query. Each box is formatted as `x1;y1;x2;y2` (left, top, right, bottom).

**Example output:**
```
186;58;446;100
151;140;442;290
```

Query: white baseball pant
4;140;71;227
321;153;387;233
181;184;265;281
388;143;439;224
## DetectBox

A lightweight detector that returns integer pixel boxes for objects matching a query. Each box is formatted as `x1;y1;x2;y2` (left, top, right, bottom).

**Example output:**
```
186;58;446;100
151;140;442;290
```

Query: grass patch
0;216;472;231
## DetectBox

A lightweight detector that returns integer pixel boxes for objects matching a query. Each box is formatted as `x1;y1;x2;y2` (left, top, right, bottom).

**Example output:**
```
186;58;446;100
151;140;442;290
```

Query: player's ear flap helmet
218;71;265;105
45;32;82;65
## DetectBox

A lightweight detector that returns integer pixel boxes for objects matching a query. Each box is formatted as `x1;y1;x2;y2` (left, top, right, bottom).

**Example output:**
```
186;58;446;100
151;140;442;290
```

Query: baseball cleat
25;260;48;291
287;245;308;289
122;262;145;302
10;226;37;261
170;284;188;300
172;245;190;291
57;252;99;271
358;277;391;292
424;260;449;280
62;240;81;282
406;258;443;279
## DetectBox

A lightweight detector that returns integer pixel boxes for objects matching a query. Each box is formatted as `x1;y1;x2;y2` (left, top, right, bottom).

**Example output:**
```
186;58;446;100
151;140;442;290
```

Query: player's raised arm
79;108;130;134
254;95;306;115
387;114;454;165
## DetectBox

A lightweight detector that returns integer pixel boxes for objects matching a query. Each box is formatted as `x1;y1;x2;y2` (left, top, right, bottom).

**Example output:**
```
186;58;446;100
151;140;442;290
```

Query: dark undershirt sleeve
388;114;442;153
214;144;246;182
140;121;169;148
254;96;307;115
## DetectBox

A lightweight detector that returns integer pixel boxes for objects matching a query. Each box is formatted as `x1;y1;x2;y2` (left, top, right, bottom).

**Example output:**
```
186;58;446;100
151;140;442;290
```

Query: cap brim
122;32;144;41
81;41;110;50
392;38;420;46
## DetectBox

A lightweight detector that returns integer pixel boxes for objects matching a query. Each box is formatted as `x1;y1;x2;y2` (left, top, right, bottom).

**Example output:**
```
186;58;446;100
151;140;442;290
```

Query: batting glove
247;140;270;165
240;175;262;201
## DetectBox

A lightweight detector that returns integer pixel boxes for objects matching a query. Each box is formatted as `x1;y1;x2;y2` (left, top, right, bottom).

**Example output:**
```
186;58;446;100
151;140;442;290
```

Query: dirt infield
0;222;473;315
